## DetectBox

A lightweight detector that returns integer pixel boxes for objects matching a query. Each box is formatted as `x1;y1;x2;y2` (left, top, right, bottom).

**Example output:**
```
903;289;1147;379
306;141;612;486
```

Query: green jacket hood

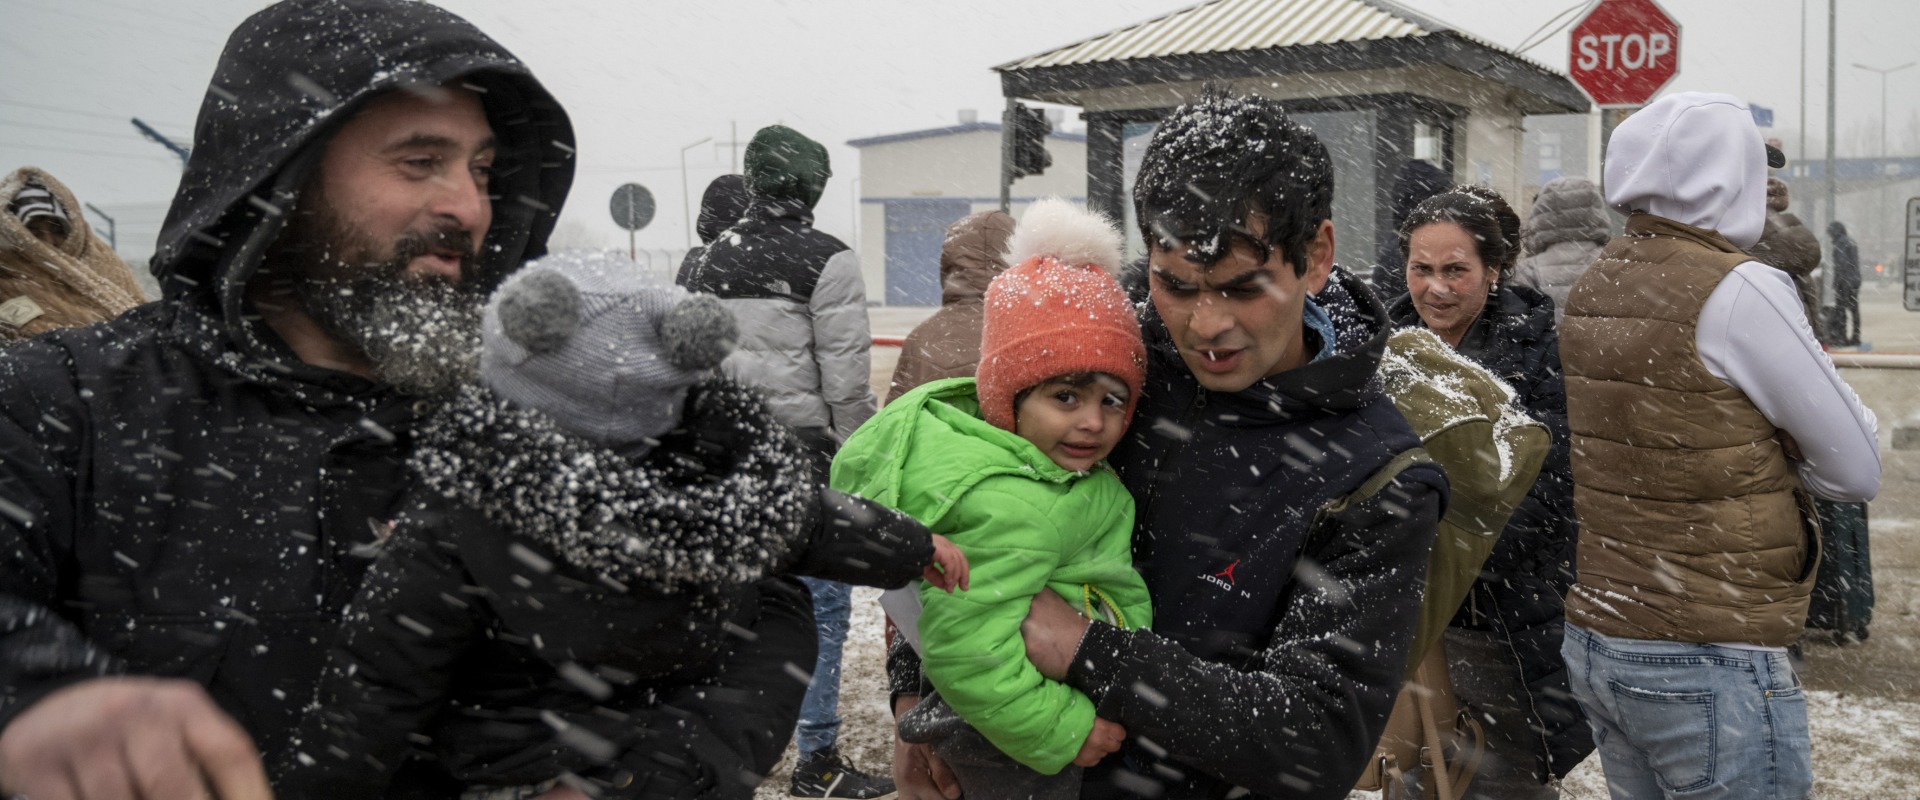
833;377;1079;519
744;125;830;209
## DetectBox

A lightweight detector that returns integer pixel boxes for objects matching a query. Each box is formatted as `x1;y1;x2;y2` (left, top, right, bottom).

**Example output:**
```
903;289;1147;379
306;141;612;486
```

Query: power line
0;141;178;162
1514;0;1596;54
0;119;185;142
13;0;223;47
0;98;192;130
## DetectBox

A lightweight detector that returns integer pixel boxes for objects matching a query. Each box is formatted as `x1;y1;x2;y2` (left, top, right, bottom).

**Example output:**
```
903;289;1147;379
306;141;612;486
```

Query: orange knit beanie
977;198;1144;432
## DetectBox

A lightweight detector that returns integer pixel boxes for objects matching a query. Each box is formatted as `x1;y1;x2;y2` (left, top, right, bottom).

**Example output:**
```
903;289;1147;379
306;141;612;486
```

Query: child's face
1014;374;1129;473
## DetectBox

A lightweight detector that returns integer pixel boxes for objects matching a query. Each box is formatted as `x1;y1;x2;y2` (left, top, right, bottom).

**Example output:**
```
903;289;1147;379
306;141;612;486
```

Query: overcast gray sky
4;0;1915;262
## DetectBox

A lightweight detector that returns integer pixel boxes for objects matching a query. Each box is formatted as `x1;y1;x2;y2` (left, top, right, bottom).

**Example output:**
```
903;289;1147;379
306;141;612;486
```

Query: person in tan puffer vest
885;209;1015;403
1559;92;1879;800
0;167;146;341
1746;176;1822;325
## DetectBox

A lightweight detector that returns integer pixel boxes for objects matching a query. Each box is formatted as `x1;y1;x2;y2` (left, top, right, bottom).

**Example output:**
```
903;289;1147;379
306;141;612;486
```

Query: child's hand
1072;716;1127;767
923;535;970;593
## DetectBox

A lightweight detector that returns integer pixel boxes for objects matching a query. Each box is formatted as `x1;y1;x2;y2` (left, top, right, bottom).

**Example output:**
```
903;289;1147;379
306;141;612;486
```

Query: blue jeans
1561;623;1811;799
795;576;850;758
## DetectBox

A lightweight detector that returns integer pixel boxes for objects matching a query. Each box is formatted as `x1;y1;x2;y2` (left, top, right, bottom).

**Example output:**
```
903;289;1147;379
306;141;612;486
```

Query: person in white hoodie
1557;92;1880;799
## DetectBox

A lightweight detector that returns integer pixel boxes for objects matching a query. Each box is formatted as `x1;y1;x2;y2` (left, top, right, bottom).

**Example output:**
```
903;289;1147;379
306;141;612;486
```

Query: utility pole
1824;0;1836;234
1799;0;1807;163
1852;61;1916;157
83;203;115;250
131;118;189;170
680;136;712;250
713;121;750;173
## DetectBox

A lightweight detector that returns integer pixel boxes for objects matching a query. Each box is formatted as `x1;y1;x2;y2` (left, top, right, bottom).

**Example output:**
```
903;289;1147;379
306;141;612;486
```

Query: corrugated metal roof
1002;0;1444;70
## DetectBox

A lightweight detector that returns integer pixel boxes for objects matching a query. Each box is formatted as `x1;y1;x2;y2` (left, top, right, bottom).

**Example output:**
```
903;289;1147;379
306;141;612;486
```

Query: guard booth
997;0;1589;266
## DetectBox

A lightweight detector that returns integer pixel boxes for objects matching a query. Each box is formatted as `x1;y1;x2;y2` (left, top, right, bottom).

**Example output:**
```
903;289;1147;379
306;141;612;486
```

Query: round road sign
1569;0;1681;108
610;183;656;232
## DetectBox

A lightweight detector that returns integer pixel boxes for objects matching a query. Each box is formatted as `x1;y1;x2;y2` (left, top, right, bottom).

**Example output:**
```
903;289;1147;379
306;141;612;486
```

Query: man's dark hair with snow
1132;89;1333;277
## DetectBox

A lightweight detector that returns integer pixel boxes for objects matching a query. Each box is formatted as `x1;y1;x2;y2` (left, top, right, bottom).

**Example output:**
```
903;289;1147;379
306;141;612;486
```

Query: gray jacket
1514;177;1610;323
680;198;877;442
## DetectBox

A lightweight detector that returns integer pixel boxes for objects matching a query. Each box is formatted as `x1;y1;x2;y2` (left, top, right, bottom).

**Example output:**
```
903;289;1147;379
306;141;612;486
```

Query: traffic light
1008;103;1052;179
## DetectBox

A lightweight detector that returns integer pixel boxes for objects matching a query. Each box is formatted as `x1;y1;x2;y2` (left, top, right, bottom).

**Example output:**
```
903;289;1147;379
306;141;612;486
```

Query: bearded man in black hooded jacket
0;2;853;798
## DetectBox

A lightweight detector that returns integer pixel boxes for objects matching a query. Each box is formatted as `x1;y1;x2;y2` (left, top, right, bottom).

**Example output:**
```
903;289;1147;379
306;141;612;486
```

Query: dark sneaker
789;747;897;799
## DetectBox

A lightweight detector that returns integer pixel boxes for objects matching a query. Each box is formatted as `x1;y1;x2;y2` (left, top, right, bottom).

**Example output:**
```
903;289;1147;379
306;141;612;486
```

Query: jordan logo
1214;560;1240;586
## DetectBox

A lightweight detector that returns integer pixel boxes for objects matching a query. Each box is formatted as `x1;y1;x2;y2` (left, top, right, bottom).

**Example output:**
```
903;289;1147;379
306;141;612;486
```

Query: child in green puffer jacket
831;198;1152;799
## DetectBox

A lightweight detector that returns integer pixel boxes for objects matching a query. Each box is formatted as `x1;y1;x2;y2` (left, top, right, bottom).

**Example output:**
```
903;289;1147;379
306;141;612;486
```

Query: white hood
1603;92;1769;249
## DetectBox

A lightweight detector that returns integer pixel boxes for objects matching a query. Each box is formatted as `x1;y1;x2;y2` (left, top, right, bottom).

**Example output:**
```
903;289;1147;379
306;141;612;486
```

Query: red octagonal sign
1569;0;1681;107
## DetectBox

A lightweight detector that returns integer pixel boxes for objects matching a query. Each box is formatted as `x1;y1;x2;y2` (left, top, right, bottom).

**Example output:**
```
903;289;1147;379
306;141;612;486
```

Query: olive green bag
1352;328;1551;800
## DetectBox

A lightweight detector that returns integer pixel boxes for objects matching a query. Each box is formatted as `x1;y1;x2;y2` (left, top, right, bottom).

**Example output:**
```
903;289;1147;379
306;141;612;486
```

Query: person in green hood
833;198;1152;799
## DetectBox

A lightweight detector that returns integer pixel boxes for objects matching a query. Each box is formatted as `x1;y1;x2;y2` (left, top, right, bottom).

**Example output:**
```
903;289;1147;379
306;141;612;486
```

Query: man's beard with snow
275;203;485;397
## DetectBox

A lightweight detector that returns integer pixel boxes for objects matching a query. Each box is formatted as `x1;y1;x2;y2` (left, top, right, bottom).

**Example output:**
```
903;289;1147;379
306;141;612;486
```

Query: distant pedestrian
1828;220;1861;345
1511;176;1609;324
1369;158;1452;303
1745;178;1822;327
677;173;751;278
885;209;1015;402
678;124;891;799
0;167;146;340
1560;92;1880;800
1388;185;1591;798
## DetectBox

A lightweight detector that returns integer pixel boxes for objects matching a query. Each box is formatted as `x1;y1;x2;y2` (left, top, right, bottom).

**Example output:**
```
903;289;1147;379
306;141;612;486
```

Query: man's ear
1303;220;1335;293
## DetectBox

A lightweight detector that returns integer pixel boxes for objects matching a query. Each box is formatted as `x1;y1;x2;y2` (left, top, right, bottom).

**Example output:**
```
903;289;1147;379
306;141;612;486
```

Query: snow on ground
752;588;1920;798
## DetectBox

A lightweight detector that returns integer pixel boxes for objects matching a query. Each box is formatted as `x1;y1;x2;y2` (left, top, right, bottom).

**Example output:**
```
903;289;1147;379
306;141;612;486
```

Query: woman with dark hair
1387;185;1593;797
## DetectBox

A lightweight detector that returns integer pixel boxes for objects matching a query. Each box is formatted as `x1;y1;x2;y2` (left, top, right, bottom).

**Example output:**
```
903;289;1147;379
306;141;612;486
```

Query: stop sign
1568;0;1681;107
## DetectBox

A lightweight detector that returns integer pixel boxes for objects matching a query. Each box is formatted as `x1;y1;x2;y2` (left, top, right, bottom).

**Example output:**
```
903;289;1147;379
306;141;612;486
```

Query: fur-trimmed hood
411;379;813;593
0;167;146;340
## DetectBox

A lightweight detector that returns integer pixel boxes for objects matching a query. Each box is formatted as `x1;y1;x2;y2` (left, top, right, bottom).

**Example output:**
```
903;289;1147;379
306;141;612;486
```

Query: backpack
1350;328;1551;800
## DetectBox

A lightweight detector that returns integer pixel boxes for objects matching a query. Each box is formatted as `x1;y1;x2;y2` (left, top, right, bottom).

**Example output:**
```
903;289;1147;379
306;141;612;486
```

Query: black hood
152;0;574;340
695;174;750;245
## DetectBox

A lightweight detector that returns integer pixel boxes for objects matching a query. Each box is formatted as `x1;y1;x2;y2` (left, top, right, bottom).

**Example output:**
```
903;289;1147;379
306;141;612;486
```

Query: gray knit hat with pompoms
481;251;737;454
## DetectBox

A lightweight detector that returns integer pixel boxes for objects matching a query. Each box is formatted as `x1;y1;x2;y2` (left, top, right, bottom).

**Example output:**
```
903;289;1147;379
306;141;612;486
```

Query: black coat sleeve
786;489;933;589
276;525;479;799
0;344;119;735
563;577;820;800
1064;470;1444;799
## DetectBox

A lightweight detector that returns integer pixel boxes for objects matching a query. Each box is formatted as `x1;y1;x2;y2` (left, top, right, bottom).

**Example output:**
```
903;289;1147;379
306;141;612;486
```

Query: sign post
609;183;656;262
1905;197;1920;312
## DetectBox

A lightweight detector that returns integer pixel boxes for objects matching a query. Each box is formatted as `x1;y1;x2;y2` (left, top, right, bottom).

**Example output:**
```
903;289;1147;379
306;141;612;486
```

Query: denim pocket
1609;680;1717;793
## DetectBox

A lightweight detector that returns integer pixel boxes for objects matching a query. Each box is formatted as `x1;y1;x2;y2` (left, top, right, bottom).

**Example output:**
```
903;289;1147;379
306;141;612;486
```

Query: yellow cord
1081;583;1127;629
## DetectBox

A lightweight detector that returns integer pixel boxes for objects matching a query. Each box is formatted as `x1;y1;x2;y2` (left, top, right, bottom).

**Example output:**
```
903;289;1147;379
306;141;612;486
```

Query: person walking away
1369;158;1452;303
1511;177;1608;325
678;173;751;279
1388;185;1593;797
678;124;890;798
1745;178;1822;327
1827;220;1861;345
281;252;966;799
885;209;1015;403
0;167;146;340
1560;92;1881;800
840;197;1150;799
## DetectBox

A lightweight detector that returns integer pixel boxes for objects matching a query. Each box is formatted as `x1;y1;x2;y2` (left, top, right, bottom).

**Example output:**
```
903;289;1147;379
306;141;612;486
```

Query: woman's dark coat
1389;284;1591;779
